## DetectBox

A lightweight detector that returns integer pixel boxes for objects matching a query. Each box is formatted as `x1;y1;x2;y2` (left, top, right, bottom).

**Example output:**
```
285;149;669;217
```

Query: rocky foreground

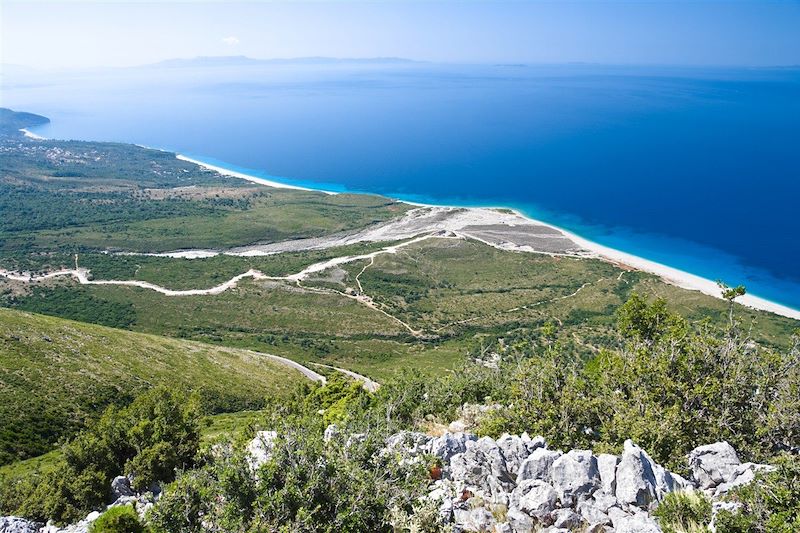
1;428;769;533
376;430;770;532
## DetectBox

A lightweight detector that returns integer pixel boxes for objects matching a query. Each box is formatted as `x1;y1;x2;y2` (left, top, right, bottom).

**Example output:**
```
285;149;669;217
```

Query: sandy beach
183;155;800;321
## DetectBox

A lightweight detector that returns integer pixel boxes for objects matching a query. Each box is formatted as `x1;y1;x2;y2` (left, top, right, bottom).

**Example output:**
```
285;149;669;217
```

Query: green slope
0;307;307;465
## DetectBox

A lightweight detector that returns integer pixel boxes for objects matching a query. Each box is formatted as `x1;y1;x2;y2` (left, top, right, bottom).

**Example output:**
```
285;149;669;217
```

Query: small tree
717;280;746;327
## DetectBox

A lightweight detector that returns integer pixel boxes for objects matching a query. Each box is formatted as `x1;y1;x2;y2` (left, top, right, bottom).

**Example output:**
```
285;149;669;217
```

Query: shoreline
182;154;800;321
12;127;800;320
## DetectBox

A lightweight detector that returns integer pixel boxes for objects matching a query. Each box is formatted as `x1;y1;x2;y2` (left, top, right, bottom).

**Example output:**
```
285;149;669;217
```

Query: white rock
506;507;535;532
551;508;583;529
0;517;42;533
427;432;476;464
550;450;600;505
497;433;533;477
713;462;775;496
687;441;741;490
110;475;135;499
246;430;277;471
613;512;661;533
597;454;619;494
577;500;611;527
516;448;562;485
511;479;558;522
615;440;657;509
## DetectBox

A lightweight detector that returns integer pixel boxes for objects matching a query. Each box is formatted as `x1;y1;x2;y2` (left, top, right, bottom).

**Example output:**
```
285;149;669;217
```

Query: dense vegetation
0;308;305;466
1;387;200;524
3;295;797;530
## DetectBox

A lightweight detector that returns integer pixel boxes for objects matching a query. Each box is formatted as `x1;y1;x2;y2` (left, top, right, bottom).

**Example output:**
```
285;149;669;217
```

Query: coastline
182;154;800;321
11;125;799;320
176;155;334;194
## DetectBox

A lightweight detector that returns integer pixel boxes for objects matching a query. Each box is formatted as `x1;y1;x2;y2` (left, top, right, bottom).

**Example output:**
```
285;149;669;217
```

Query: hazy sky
2;1;800;69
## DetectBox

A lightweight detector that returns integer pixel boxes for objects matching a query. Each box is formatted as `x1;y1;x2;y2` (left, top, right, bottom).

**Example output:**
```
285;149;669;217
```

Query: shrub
89;505;145;533
653;490;712;533
715;454;800;533
13;387;200;524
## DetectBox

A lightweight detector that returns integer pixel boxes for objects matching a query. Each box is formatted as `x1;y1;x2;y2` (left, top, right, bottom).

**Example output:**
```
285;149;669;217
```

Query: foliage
149;389;428;533
0;307;303;466
715;454;800;533
474;294;800;470
653;490;712;533
4;387;200;524
89;504;146;533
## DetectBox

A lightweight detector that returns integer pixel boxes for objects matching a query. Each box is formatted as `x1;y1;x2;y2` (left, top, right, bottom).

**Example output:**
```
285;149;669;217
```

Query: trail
249;350;327;384
309;363;380;392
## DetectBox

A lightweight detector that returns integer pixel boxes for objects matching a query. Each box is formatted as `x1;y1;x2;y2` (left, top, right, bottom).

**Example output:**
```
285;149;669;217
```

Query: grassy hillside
0;307;307;465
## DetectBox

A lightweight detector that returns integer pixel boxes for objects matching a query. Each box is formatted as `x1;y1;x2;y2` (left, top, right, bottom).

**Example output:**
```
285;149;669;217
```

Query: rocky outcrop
687;441;773;497
386;432;770;533
0;517;42;533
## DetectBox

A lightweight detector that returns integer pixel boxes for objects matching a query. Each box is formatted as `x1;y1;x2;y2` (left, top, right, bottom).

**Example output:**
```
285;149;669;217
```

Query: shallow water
5;62;799;310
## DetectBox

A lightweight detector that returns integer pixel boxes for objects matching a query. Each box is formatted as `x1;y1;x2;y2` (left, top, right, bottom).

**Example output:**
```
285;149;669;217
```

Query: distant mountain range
145;55;420;68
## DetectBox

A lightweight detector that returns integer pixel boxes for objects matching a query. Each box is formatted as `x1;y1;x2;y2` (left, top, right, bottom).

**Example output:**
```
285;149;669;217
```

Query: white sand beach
183;154;800;321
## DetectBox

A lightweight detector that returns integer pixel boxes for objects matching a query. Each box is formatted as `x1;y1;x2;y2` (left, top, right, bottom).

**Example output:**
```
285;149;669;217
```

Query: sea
3;61;799;312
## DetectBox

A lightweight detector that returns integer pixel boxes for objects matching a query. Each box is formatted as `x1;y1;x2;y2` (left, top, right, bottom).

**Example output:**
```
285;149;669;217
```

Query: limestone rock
246;430;277;471
510;479;558;522
597;453;619;495
516;448;562;485
615;440;657;509
687;441;740;490
451;437;515;495
427;432;476;464
0;517;42;533
110;475;135;499
550;450;600;505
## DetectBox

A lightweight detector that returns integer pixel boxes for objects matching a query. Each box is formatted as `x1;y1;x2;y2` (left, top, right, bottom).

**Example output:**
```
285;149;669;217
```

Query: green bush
10;387;200;524
715;454;800;533
653;490;712;533
475;294;800;470
89;505;145;533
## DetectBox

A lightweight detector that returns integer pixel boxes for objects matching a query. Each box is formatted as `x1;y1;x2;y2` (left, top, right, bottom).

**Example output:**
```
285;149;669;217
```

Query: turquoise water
6;62;800;312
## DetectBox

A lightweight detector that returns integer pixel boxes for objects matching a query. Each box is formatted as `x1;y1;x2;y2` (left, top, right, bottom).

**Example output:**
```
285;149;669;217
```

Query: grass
0;307;307;465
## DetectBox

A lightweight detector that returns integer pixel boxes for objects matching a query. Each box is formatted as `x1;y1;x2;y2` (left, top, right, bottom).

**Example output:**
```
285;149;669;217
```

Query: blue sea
3;61;799;312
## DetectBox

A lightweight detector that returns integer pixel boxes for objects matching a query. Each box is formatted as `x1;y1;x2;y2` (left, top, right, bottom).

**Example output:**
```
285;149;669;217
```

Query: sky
2;1;800;69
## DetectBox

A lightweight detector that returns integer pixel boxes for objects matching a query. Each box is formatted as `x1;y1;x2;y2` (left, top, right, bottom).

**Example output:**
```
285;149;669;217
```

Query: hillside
0;307;309;465
0;109;49;136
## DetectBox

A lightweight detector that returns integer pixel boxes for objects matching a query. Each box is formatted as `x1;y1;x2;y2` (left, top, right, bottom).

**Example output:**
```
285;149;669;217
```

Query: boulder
0;517;42;533
613;512;661;533
577;500;611;527
451;437;515;495
453;504;495;532
506;508;534;532
550;450;600;505
110;475;135;499
427;432;476;464
615;441;657;509
246;430;277;471
384;431;431;455
551;508;583;529
592;492;618;513
516;448;562;485
510;479;558;522
687;441;740;490
497;433;533;477
596;454;619;494
713;462;775;496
